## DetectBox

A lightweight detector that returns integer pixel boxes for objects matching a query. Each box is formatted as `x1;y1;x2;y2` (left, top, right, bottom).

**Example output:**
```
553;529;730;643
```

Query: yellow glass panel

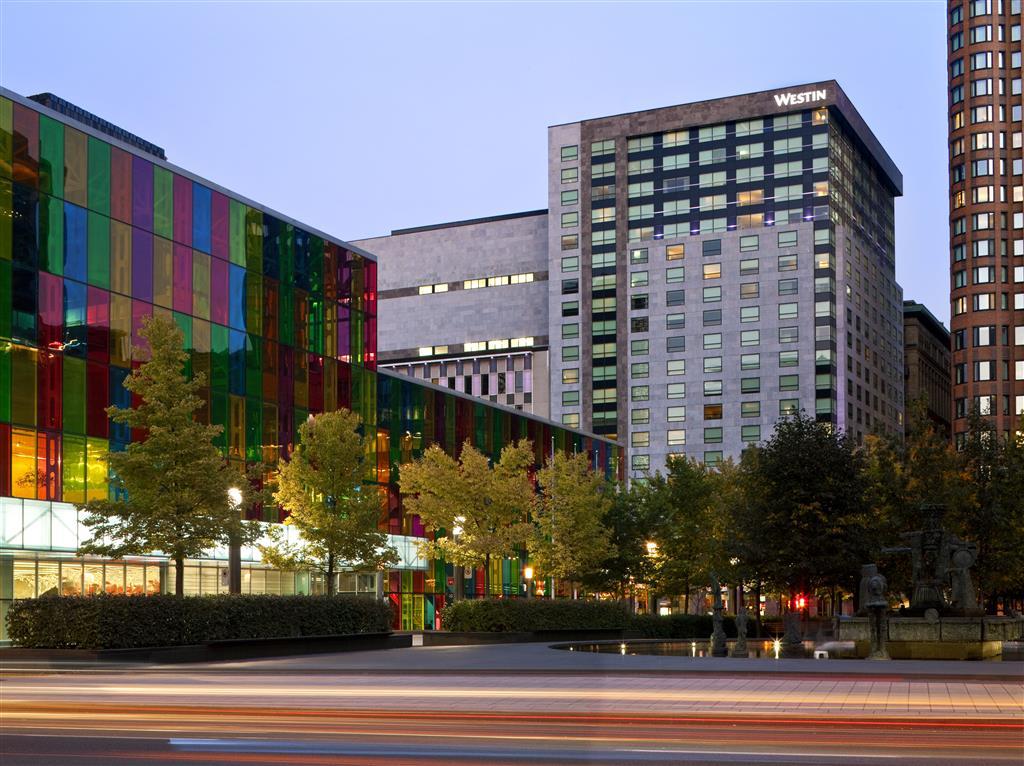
153;236;173;308
192;250;211;320
11;427;37;499
229;395;245;459
110;220;132;296
10;345;37;427
109;294;132;367
64;127;88;207
86;437;108;501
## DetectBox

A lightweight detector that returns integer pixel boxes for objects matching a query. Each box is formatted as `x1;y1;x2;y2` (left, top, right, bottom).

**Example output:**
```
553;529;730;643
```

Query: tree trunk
683;577;690;614
754;580;762;637
484;553;491;598
174;554;184;597
326;554;336;596
228;531;242;595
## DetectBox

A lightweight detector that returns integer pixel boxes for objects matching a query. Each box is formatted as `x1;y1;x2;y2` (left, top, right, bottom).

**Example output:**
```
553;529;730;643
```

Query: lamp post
523;565;534;599
452;515;465;602
227;487;243;595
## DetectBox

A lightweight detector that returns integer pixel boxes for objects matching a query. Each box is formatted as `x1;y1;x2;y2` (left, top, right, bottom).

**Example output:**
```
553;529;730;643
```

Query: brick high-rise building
947;0;1024;442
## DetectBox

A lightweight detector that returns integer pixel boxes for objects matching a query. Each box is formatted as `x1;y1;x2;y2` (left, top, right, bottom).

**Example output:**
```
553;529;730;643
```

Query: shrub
441;598;633;632
632;613;737;639
6;594;392;649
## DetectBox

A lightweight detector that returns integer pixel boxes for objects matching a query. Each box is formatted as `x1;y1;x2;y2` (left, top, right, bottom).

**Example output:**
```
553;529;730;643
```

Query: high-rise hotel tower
948;0;1024;441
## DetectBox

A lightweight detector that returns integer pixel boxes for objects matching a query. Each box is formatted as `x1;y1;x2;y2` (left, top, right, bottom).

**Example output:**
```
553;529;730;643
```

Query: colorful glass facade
0;89;621;637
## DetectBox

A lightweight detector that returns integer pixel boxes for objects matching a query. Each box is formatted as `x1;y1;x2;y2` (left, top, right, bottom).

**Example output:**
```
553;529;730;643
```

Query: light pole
523;565;534;599
227;487;243;595
452;515;465;602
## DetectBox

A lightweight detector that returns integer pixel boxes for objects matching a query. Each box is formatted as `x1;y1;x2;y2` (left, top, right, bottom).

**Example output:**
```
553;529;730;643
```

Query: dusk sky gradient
0;1;949;321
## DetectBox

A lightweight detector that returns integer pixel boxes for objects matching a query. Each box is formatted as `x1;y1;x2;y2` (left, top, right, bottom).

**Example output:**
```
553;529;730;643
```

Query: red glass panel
86;361;109;438
172;174;192;247
37;350;62;431
86;287;110;364
12;103;39;188
308;354;323;413
262;338;278;402
388;593;401;631
365;316;377;369
37;272;63;350
109;147;132;224
413;570;424;593
172;243;192;313
263;280;279;341
337;360;351;410
40;430;61;501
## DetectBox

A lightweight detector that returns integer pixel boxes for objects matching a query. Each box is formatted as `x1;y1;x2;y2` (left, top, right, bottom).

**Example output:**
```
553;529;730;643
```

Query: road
2;647;1022;765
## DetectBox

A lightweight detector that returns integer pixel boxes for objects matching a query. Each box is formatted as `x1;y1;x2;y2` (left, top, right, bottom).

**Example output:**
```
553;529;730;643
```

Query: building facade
903;300;953;437
354;211;551;417
947;0;1024;442
548;81;905;472
0;88;620;640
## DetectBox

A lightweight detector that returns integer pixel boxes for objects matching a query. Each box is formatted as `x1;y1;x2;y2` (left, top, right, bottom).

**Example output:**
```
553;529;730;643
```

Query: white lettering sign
773;89;828;107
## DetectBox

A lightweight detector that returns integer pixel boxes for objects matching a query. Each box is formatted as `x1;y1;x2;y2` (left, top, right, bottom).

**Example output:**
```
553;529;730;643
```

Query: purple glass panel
337;308;350;361
173;174;192;247
210;191;230;260
131;229;154;303
210;257;229;326
131;156;154;232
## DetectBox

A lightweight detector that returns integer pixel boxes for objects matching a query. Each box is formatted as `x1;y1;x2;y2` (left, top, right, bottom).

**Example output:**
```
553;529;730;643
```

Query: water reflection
556;639;816;659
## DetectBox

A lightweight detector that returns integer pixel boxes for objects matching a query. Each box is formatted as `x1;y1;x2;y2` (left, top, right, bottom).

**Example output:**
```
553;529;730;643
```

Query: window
703;263;721;280
739;235;759;252
704;403;723;420
778;302;799;320
741;401;760;418
561;300;578;317
666;244;685;261
562;346;579;361
561;390;580;406
703;333;722;350
561;212;578;228
704;427;723;444
666;313;685;330
703;309;722;325
632;408;650;425
591;139;614;156
562;368;579;384
630;247;648;264
631;316;648;333
631;339;649;355
667;429;687;446
561;278;578;295
561;256;579;272
779;350;799;367
667;360;686;376
562;413;580;428
779;399;799;416
667;382;686;399
702;239;722;257
667;336;685;352
631;432;650;448
778;255;798;271
740;282;759;299
779;326;799;343
740;306;760;323
561;234;579;251
631;294;648;311
703;380;722;396
631;455;650;472
741;425;761;443
560;167;578;184
631;362;649;378
779;374;800;391
740;377;760;394
741;353;760;370
630;271;649;288
628;135;655;152
703;286;722;302
562;323;579;339
667;406;686;422
666;289;685;306
560;145;578;162
631;385;649;402
740;258;759;275
778;278;798;295
666;267;685;283
704;356;723;374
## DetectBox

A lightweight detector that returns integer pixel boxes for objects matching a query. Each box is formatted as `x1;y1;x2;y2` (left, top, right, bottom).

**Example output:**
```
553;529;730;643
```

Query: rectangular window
666;244;685;261
561;233;579;251
631;385;650;401
740;306;760;323
703;427;723;444
666;267;685;283
631;362;649;378
562;390;580;406
740;282;759;299
667;429;686;446
667;360;686;376
740;353;760;371
703;380;722;396
778;302;799;320
560;145;578;162
740;329;760;346
703;263;721;280
779;350;799;367
705;405;724;421
631;432;650;448
630;271;649;288
741;425;761;443
667;406;686;422
667;336;685;352
666;289;685;306
562;346;579;361
560;211;578;228
667;382;686;398
778;254;797;271
779;399;799;416
631;339;649;355
631;408;650;425
666;313;685;330
560;189;578;206
562;368;579;384
703;286;722;302
779;326;799;343
779;374;800;391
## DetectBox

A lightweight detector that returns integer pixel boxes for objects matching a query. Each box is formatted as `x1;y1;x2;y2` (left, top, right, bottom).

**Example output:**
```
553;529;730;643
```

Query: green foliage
400;440;535;594
581;483;658;596
632;613;737;639
262;410;398;595
6;594;392;649
78;316;244;596
440;598;633;632
530;452;614;585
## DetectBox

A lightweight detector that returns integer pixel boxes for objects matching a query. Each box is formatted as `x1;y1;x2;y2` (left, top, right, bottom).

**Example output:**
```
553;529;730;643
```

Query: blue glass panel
192;183;212;253
63;279;88;358
229;264;246;331
108;366;131;445
63;202;87;283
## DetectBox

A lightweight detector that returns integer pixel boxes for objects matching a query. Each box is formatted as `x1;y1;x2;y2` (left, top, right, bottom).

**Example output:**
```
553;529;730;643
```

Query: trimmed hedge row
6;594;393;649
441;598;634;632
441;599;739;638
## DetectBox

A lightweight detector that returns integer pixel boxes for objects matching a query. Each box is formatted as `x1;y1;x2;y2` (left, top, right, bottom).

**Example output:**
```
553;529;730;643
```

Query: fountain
836;506;1024;659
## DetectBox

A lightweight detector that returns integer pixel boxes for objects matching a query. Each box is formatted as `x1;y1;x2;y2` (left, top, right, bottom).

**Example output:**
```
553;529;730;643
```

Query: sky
0;1;950;322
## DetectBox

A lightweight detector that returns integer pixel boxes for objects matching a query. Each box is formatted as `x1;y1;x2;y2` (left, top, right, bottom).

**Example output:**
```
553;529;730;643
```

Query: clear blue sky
0;1;949;322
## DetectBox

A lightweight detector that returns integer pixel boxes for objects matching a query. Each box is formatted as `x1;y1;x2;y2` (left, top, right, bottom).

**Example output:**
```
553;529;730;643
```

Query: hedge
6;594;393;649
441;599;739;638
441;598;634;632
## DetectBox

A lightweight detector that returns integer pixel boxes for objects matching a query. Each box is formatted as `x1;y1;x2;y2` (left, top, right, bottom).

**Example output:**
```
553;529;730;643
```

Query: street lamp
523;565;534;599
451;515;465;601
227;487;243;595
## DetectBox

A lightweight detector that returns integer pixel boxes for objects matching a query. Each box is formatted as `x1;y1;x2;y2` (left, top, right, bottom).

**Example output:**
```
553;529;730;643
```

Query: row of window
416;272;537;295
952;291;1024;314
416;337;535;357
952;324;1024;348
954;359;1024;382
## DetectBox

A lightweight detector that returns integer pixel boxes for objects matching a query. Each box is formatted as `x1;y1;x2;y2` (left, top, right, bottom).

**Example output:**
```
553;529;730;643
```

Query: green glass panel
309;237;323;295
63;356;86;434
229;199;246;266
245;333;261;397
153;166;173;239
39;194;63;275
0;178;11;262
245;271;262;336
85;436;107;501
10;345;36;426
278;288;294;347
279;224;293;287
244;207;262;273
192;251;210;320
350;310;364;367
0;348;10;423
38;115;64;198
0;97;12;180
211;323;229;391
87;211;110;288
62;434;87;504
87;138;110;216
245;396;261;463
308;297;323;355
0;259;8;337
211;390;228;452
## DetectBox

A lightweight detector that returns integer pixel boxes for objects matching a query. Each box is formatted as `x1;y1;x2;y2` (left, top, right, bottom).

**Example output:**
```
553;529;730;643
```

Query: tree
530;451;614;596
580;482;657;600
261;410;398;595
226;461;278;594
399;439;534;597
736;412;871;609
78;316;240;597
